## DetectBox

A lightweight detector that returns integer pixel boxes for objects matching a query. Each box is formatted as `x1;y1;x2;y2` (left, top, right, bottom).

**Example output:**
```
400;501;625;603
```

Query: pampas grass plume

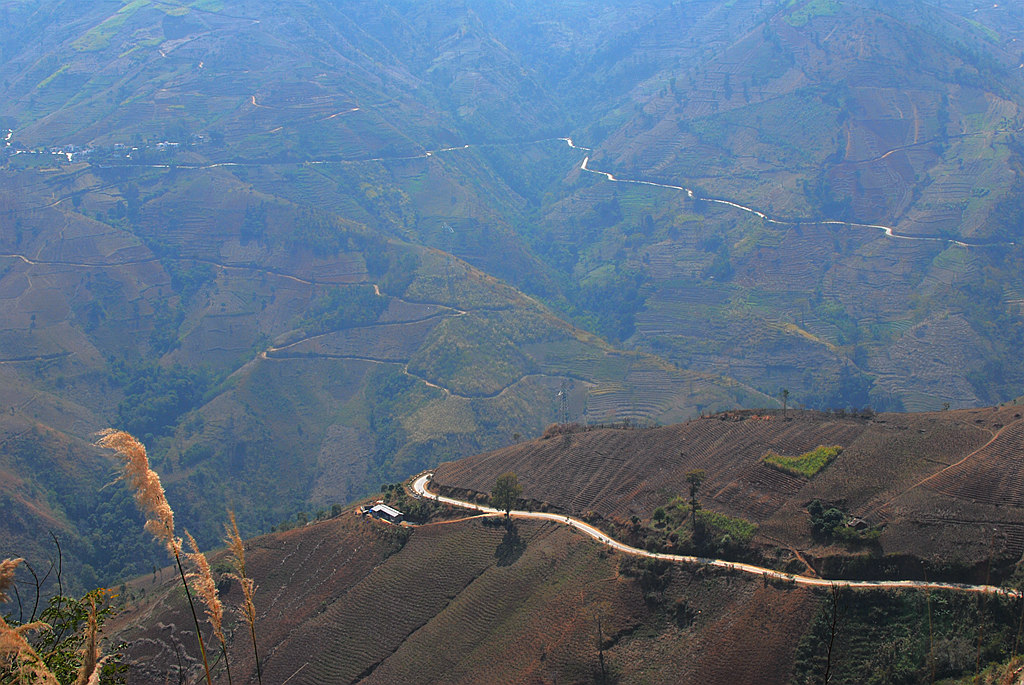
96;428;212;684
225;512;258;629
225;511;246;577
186;532;232;684
95;429;181;557
225;511;262;684
73;594;100;685
0;617;59;685
0;557;23;604
0;558;56;682
185;532;225;646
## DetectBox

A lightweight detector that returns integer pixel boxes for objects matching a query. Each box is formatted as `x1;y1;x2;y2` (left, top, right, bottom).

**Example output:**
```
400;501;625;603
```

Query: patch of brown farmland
436;412;868;524
117;514;403;684
612;570;818;685
117;517;652;685
117;512;831;685
923;419;1024;508
435;408;1022;559
437;413;872;523
362;525;648;685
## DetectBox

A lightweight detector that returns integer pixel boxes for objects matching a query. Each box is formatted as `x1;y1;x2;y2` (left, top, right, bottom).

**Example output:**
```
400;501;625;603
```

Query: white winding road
561;138;1002;248
412;473;1020;598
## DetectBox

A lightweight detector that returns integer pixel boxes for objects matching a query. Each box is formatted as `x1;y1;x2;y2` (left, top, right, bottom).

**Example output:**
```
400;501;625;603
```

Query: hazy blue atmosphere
3;2;1024;682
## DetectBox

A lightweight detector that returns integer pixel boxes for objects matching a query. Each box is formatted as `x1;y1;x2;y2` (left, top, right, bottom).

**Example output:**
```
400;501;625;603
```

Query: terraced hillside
529;0;1024;410
0;157;764;587
434;403;1024;578
4;0;1024;594
110;475;1024;684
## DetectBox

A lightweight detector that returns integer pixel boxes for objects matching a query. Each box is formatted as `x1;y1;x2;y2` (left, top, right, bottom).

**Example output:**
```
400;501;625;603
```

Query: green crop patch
762;444;842;478
71;1;148;52
695;509;758;546
784;0;840;27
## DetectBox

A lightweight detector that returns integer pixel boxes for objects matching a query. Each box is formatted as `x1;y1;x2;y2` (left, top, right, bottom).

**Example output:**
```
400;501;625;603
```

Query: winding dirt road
561;138;1011;249
412;473;1020;598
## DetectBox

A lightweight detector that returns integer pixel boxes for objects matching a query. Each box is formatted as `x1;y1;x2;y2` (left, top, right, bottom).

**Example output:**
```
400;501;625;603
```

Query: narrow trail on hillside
861;416;1021;521
0;250;372;288
0;241;548;399
412;474;1020;598
0;251;310;283
1;240;564;399
96;133;1016;247
0;252;161;269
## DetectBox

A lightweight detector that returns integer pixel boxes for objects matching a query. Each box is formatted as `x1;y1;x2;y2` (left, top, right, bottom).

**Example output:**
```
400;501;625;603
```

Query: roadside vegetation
807;500;881;545
629;496;759;562
297;284;388;336
793;587;1019;685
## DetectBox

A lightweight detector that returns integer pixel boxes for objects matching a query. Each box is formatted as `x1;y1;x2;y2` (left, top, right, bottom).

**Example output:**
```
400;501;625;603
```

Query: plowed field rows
690;585;818;685
261;522;507;685
435;414;871;523
378;298;451;324
118;516;400;685
436;409;1023;565
925;420;1024;508
274;317;443;361
363;523;642;685
642;244;704;281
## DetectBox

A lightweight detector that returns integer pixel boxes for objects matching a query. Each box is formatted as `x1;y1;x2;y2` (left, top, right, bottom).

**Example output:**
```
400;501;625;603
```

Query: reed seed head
185;532;226;647
224;510;246;578
73;595;100;685
0;557;23;604
96;429;182;557
0;618;59;685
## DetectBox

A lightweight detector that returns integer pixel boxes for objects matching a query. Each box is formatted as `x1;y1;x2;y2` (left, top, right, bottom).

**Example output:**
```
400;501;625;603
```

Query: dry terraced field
434;405;1024;577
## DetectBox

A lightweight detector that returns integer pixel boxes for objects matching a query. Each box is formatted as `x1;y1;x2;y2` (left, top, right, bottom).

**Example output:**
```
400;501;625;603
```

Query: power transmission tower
558;379;569;424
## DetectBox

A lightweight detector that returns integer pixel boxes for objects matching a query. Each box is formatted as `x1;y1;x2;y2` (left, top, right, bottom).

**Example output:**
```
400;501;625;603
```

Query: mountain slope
3;0;1024;591
0;149;765;587
109;404;1024;684
434;404;1024;579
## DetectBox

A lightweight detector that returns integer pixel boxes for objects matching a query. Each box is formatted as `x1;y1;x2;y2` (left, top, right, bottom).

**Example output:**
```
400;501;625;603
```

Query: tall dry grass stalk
85;656;111;685
0;557;23;604
225;511;261;684
95;429;180;558
186;532;232;685
96;428;212;685
73;594;100;685
0;616;59;685
1;557;58;682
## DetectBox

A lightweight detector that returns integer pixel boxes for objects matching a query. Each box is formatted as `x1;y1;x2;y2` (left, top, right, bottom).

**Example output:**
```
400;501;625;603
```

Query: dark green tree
491;472;522;520
686;469;705;529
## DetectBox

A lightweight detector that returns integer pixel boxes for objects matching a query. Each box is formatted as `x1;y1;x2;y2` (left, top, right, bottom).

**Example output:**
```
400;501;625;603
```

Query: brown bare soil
433;406;1024;577
612;574;818;685
114;509;828;685
112;404;1024;684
